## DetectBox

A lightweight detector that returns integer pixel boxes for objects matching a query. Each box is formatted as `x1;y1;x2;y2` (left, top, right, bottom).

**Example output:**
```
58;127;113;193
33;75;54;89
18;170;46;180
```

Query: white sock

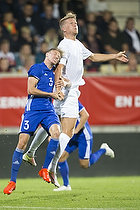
27;127;48;157
50;133;70;172
59;133;70;156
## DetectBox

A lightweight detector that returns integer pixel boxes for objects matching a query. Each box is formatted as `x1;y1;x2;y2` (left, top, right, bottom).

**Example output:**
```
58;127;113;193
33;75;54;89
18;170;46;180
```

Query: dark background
0;132;140;179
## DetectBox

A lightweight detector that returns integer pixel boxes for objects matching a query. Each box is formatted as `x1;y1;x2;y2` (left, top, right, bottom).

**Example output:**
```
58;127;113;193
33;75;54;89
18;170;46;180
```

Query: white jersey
58;37;92;87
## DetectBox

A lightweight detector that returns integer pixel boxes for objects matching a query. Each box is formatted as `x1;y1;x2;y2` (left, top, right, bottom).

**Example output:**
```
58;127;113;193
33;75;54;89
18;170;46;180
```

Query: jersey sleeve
79;41;93;60
78;101;85;113
28;64;41;80
58;42;69;66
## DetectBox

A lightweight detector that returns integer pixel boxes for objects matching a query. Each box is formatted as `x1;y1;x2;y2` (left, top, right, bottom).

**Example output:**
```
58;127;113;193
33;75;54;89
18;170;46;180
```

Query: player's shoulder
32;62;45;69
76;39;85;47
58;39;70;53
28;62;43;76
29;63;40;72
58;38;69;47
76;38;81;43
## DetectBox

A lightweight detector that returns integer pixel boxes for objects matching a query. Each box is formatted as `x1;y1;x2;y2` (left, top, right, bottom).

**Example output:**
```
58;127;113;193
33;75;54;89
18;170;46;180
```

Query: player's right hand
51;91;65;100
116;51;128;63
57;90;65;100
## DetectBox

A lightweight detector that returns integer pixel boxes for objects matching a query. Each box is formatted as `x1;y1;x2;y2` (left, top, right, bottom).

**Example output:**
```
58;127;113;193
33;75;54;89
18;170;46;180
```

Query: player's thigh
19;111;41;135
61;117;77;137
60;87;80;119
41;110;60;136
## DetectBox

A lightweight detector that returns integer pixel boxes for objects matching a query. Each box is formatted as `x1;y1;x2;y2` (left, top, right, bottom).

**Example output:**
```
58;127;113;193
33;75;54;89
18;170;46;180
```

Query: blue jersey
20;62;60;135
25;62;55;111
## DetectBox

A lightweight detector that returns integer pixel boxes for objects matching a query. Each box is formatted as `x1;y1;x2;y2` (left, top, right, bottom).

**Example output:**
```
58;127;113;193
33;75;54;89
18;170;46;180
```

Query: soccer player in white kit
42;13;128;180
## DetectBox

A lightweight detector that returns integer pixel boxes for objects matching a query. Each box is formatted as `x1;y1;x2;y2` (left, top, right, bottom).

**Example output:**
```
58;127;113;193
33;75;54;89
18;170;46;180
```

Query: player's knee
79;160;89;169
51;129;60;139
49;124;60;139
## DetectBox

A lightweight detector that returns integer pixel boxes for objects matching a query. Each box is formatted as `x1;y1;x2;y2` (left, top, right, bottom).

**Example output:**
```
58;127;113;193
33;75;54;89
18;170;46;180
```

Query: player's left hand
116;51;128;62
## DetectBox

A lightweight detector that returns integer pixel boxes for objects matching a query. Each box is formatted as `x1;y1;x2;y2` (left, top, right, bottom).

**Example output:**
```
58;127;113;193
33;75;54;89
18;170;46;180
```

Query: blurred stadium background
0;0;140;178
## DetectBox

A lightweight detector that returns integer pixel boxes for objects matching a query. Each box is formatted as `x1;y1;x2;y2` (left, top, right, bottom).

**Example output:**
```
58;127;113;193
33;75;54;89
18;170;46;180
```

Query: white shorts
54;86;80;118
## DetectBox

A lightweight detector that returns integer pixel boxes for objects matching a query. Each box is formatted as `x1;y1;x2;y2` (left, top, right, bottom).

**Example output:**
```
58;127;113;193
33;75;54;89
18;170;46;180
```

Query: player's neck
64;34;76;41
44;60;53;70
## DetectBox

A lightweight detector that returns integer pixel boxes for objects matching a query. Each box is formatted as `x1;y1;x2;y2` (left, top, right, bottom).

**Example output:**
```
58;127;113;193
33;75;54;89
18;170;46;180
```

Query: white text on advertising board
115;96;140;108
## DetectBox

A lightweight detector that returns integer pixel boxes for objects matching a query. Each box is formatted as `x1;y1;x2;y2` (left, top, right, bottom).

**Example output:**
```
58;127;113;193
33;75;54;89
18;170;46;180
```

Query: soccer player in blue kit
3;48;63;195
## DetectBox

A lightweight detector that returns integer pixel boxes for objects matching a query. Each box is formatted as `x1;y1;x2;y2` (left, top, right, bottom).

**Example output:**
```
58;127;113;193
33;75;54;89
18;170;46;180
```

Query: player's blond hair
59;13;77;30
47;48;63;58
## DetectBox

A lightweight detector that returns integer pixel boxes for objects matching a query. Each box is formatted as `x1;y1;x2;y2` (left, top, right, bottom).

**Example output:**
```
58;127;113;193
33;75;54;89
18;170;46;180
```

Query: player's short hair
46;48;63;58
59;12;77;30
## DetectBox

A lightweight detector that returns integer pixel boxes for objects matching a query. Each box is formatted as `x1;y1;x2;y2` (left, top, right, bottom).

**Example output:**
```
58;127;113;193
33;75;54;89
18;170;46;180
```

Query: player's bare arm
55;63;66;99
55;76;71;89
62;77;71;88
74;108;89;134
28;77;62;100
55;63;64;88
88;51;128;63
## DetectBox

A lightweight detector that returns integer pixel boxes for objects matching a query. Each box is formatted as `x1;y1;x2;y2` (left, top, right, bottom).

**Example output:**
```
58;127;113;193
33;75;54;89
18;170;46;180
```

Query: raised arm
88;51;128;63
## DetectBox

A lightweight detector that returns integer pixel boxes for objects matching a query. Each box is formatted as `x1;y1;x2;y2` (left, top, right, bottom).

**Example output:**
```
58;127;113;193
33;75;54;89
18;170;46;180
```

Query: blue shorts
65;134;93;160
19;110;60;136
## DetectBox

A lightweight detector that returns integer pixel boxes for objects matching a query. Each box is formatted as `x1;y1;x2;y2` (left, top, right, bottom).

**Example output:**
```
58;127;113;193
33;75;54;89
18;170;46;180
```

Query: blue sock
58;161;69;186
10;148;24;183
43;138;59;169
89;149;106;167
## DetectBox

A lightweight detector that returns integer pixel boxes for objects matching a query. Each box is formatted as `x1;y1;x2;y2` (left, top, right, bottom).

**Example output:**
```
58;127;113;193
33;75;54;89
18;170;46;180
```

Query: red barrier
0;76;140;126
79;76;140;125
0;77;27;126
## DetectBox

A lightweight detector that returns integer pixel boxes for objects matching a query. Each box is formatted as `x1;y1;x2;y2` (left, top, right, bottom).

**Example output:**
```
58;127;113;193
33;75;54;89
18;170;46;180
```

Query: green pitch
0;176;140;210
